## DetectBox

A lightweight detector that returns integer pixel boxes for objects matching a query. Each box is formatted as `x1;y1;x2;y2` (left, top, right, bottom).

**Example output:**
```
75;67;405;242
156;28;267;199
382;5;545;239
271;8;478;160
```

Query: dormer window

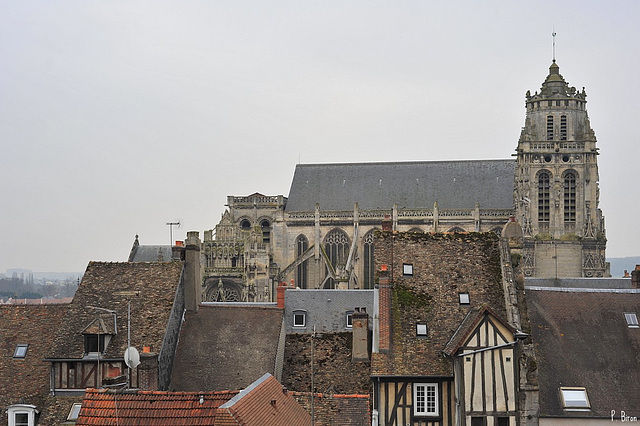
345;311;354;329
293;310;306;328
7;404;38;426
85;334;107;354
13;344;29;358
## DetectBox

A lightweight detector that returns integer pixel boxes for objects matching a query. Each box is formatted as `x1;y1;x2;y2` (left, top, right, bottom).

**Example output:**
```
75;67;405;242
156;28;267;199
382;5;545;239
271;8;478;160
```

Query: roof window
459;292;470;305
13;344;29;358
67;403;82;421
403;263;413;276
416;323;428;337
293;310;306;328
625;312;639;328
560;387;590;409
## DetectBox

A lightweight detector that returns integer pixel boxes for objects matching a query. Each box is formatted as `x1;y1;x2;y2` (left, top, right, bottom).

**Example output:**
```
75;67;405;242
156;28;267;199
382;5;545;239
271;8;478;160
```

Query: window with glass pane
324;229;350;288
414;383;438;416
560;387;590;408
14;413;29;426
296;235;308;289
363;231;375;289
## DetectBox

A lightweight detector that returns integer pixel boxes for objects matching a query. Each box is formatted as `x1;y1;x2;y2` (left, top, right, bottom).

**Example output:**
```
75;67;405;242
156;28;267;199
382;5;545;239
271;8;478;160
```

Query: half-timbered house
371;231;526;426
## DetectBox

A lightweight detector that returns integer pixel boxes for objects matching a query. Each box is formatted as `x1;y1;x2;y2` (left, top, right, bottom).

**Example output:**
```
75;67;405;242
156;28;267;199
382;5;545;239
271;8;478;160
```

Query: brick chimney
137;350;159;390
277;282;287;309
352;307;369;362
184;231;202;312
378;270;391;353
632;265;640;289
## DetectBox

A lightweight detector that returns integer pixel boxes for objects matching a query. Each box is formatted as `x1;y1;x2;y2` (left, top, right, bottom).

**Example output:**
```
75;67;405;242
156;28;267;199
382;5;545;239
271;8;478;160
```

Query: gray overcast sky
1;1;638;273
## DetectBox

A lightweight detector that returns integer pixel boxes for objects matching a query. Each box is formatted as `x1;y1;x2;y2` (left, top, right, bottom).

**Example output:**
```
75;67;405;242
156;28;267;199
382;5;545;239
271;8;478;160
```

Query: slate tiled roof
0;304;71;425
170;304;285;391
527;288;640;418
48;262;183;359
77;374;310;426
285;160;516;212
525;277;632;289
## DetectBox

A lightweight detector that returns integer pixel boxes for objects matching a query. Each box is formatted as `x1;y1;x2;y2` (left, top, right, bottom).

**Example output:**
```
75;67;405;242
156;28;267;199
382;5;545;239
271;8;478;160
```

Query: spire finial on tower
552;28;557;63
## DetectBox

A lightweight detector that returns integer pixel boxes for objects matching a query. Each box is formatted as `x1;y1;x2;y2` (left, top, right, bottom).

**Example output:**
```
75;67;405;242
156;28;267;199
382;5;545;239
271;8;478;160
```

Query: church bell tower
515;60;608;278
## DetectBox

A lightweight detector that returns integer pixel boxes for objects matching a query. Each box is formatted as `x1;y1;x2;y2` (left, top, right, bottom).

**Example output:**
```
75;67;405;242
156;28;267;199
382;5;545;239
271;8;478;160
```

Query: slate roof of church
527;288;640;418
170;304;285;392
47;261;183;359
285;159;516;212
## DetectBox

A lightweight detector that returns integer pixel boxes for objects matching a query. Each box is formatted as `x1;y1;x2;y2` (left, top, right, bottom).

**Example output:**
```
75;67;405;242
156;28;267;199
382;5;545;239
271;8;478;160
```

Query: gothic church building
202;60;608;302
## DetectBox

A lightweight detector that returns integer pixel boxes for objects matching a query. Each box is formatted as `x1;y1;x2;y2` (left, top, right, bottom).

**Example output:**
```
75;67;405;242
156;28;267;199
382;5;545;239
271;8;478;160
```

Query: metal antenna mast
552;28;557;62
166;221;180;246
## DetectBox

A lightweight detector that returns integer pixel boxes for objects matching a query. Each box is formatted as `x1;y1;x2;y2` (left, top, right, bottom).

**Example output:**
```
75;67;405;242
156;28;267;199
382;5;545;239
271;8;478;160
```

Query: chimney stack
352;307;370;362
378;269;391;353
184;231;202;312
632;265;640;289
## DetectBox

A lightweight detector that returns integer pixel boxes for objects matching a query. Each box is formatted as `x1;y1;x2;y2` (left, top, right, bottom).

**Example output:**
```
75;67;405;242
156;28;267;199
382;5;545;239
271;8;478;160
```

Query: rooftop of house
0;304;74;424
284;289;374;334
76;373;310;426
527;287;640;418
285;160;515;212
47;261;183;360
371;231;509;377
292;392;371;426
282;333;372;396
170;304;285;392
525;277;632;289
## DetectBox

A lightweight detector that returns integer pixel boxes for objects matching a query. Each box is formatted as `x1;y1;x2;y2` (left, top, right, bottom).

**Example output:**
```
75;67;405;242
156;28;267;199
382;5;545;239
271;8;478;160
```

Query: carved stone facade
202;61;609;301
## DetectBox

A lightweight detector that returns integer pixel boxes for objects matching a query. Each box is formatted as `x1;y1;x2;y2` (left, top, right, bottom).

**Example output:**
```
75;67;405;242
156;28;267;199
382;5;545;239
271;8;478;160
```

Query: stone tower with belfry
514;60;607;278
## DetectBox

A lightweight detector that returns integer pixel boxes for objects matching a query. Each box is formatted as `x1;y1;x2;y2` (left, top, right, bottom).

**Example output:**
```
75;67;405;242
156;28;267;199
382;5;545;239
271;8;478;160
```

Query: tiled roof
282;333;372;395
0;304;71;425
217;373;311;426
292;392;370;426
77;374;311;426
170;305;285;391
76;388;239;425
285;160;515;212
527;288;640;418
48;262;183;359
372;232;508;377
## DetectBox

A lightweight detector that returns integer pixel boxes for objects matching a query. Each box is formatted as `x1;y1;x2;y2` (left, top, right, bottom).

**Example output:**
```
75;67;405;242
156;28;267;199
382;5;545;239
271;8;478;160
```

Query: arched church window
260;219;271;243
240;219;251;231
560;115;567;140
563;171;577;223
448;227;465;233
324;229;350;289
546;115;554;140
296;235;308;289
538;171;551;222
363;231;376;289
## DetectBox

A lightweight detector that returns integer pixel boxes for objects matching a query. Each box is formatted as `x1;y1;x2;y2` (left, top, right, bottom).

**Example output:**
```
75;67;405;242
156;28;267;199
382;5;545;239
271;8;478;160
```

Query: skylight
624;312;639;328
560;387;590;409
13;344;28;358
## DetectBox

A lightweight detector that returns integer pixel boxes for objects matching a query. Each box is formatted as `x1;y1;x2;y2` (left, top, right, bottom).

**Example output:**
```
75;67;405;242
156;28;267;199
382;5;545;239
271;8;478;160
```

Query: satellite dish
124;346;140;369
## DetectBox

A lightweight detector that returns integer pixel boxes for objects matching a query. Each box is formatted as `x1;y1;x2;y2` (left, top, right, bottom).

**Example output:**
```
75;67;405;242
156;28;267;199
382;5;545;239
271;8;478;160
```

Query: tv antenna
166;221;181;246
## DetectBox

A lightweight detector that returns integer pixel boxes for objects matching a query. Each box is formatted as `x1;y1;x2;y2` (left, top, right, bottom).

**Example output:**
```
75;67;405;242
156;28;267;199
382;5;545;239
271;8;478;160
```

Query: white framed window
345;311;353;328
403;263;413;276
459;292;470;305
7;405;38;426
67;403;82;421
416;323;428;337
414;383;438;416
13;344;29;358
293;310;306;328
624;312;639;328
560;387;590;409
